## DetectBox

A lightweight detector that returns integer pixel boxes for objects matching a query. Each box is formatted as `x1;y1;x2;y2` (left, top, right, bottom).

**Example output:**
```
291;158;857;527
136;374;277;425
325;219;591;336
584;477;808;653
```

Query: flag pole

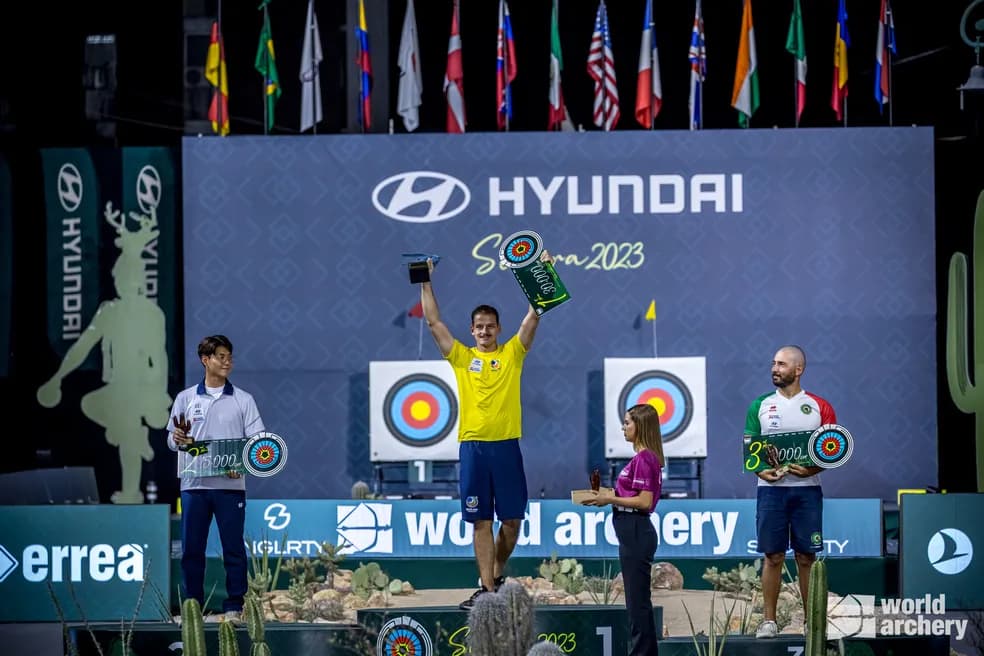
651;313;657;358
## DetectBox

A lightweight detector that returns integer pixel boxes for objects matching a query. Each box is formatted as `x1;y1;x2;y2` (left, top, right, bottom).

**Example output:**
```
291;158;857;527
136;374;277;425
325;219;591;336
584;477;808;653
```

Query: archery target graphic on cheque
604;357;707;459
370;361;460;462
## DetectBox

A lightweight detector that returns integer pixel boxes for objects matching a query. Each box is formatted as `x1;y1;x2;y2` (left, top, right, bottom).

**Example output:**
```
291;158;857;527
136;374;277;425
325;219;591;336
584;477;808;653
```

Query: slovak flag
634;0;662;128
496;0;517;130
874;0;896;112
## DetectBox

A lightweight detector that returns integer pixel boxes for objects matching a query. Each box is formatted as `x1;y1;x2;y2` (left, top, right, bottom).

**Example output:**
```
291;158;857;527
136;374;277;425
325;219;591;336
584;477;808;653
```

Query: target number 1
408;460;432;483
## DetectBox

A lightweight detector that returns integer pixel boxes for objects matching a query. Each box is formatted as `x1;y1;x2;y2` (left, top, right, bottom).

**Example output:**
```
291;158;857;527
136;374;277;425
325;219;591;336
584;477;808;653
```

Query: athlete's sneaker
755;620;779;639
459;587;490;611
493;576;506;592
223;610;242;624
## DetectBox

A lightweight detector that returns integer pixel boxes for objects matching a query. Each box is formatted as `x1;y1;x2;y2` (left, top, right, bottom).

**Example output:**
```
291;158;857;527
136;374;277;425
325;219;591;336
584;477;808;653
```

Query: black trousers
614;511;659;656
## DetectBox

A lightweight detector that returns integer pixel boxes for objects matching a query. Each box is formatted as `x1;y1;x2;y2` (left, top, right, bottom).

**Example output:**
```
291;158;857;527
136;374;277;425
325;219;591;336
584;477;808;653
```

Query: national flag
397;0;423;132
205;21;229;136
874;0;896;112
785;0;807;126
548;0;573;131
645;300;656;321
831;0;850;121
299;0;323;133
731;0;759;128
444;0;466;133
587;0;619;131
496;0;518;131
254;3;281;133
634;0;663;128
356;0;372;130
688;0;706;131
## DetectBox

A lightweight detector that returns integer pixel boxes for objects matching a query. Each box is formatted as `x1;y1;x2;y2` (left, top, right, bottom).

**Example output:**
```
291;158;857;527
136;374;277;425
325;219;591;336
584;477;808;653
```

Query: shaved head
777;345;806;368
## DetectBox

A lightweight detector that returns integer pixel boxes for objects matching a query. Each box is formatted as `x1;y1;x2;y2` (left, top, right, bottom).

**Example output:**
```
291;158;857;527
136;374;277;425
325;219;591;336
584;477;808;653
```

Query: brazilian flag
254;2;281;132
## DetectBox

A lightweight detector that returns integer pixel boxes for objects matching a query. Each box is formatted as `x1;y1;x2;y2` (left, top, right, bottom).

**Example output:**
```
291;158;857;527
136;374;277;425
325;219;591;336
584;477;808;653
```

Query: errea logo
371;171;470;223
15;543;146;583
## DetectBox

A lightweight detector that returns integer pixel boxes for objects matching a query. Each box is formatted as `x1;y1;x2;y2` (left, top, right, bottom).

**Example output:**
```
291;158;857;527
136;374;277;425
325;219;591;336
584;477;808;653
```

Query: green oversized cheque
179;431;288;478
743;424;854;473
499;230;571;316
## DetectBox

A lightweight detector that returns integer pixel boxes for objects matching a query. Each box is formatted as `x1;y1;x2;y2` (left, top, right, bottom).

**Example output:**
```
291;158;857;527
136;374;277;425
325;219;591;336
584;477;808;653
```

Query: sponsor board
207;498;881;559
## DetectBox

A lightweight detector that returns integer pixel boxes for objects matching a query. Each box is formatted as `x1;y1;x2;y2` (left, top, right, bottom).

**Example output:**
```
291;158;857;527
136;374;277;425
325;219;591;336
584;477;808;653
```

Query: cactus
501;581;536;655
948;191;984;492
352;562;390;599
181;598;206;656
243;594;264;644
466;581;536;656
218;619;240;656
805;560;829;656
526;641;565;655
250;644;272;656
537;554;584;595
467;590;512;656
351;480;372;499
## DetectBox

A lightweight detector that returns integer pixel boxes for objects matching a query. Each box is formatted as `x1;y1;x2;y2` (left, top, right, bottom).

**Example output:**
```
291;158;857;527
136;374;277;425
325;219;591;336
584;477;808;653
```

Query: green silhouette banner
38;147;179;504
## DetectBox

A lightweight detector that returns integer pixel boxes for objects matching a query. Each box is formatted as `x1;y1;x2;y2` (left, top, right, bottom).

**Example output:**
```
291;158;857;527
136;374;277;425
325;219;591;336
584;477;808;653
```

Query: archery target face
604;357;707;459
499;230;544;269
370;361;460;461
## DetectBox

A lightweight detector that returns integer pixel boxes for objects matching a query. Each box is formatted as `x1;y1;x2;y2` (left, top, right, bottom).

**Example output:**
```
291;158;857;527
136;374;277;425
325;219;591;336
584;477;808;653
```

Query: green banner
0;153;11;376
121;147;180;393
40;148;103;369
901;493;983;609
0;505;170;621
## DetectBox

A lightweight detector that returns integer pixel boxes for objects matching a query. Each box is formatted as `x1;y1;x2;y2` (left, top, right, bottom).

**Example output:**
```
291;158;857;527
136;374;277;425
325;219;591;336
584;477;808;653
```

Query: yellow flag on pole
645;300;656;321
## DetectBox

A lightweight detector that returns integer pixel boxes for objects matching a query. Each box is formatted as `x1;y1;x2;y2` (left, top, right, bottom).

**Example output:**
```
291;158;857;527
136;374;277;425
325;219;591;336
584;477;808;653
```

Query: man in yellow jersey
420;255;550;610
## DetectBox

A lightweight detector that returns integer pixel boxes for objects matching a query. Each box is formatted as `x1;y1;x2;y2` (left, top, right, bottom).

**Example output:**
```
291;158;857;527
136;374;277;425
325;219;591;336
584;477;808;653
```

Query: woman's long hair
627;403;666;466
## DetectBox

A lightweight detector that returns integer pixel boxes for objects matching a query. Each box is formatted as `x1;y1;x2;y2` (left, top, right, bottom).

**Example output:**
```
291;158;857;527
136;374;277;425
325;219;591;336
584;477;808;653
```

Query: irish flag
731;0;759;127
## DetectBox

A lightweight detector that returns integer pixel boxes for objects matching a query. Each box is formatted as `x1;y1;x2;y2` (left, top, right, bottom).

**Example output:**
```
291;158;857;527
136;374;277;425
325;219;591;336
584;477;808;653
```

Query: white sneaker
223;611;242;624
755;620;778;639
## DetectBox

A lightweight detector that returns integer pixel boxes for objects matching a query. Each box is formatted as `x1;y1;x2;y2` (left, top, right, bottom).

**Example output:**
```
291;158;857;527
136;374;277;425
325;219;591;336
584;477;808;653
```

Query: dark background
1;0;983;502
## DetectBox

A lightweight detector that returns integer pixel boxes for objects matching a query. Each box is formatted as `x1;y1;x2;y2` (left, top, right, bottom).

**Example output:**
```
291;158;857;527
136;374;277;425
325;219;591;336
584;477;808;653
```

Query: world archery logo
376;615;433;656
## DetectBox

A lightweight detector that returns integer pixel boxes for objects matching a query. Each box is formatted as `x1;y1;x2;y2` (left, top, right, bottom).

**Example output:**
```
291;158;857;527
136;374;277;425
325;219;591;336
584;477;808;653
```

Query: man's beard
772;373;795;388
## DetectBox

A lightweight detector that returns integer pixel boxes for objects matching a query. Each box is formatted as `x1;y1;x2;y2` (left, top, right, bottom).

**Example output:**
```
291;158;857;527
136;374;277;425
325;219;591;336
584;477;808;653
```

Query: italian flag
731;0;759;127
786;0;807;126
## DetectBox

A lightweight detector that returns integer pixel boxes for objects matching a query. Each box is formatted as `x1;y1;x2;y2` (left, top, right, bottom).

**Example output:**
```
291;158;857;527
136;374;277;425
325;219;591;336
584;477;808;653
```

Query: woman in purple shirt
584;403;665;656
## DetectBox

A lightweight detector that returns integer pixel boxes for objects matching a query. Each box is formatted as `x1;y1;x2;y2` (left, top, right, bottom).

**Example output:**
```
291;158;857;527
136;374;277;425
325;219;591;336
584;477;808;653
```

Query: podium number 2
595;626;612;656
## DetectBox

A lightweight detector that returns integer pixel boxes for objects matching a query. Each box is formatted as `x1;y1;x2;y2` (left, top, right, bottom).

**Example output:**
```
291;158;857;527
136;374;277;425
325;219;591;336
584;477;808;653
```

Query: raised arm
517;251;553;350
421;259;455;357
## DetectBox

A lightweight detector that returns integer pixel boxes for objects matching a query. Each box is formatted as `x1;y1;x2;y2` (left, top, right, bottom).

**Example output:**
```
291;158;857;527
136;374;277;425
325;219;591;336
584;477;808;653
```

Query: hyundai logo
136;165;162;214
57;163;83;212
371;171;470;223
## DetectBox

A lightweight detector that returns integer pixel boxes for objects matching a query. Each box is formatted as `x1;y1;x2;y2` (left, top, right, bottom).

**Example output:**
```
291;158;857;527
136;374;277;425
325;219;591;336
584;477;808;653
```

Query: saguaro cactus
218;619;240;656
805;560;828;656
947;190;984;492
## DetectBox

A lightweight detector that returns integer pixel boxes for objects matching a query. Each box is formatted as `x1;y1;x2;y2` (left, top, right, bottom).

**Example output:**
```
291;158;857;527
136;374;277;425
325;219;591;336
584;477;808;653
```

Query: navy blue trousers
614;510;660;656
180;489;248;613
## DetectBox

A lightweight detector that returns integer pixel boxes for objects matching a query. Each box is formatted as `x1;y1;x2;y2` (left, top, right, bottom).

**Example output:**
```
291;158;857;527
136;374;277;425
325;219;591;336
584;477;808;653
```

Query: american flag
688;0;706;130
587;0;619;131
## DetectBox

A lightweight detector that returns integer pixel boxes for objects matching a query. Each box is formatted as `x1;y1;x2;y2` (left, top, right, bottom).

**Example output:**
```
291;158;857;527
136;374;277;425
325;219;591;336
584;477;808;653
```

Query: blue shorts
459;439;528;522
756;485;823;554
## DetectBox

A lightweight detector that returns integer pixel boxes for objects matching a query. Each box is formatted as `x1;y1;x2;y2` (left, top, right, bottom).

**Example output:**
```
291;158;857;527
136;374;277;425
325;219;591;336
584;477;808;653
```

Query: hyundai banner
207;498;882;559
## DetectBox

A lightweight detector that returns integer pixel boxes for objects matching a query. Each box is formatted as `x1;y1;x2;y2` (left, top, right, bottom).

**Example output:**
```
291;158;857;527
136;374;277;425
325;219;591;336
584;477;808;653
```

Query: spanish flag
205;21;230;136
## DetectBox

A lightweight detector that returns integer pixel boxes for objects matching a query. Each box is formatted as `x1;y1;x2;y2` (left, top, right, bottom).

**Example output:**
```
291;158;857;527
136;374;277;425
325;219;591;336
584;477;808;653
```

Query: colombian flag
356;0;372;130
831;0;850;121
